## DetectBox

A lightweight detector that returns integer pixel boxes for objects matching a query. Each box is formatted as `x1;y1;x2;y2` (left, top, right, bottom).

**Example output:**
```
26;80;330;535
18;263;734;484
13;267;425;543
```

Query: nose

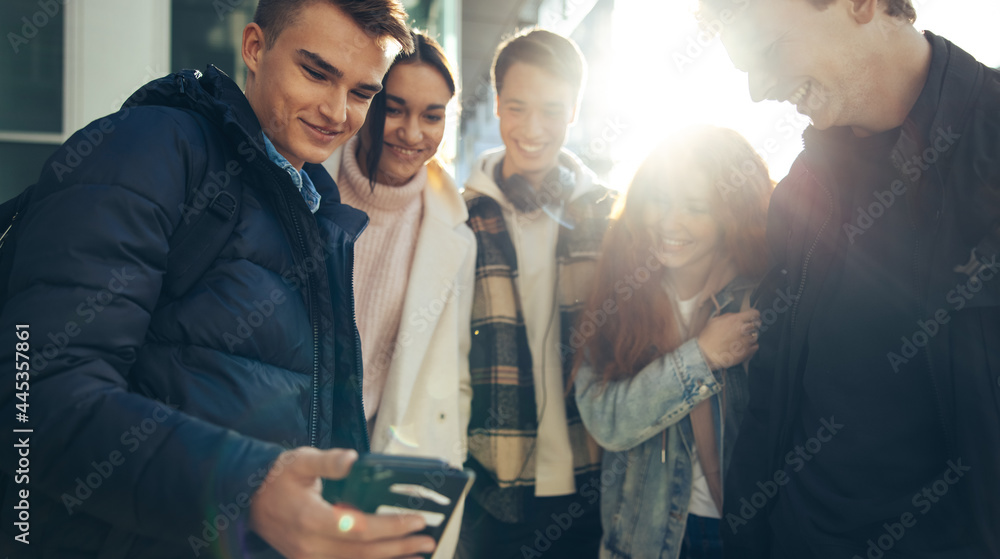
399;114;423;145
658;205;684;230
320;88;348;125
747;71;775;103
664;208;684;226
524;110;544;137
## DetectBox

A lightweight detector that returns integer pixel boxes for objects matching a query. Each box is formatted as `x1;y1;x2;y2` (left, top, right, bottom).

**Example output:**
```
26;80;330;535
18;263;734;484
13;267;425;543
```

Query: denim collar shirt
262;134;322;213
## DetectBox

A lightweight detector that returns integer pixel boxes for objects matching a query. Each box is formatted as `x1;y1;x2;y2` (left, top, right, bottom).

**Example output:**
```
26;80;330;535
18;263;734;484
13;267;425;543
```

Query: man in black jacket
696;0;1000;557
0;1;438;558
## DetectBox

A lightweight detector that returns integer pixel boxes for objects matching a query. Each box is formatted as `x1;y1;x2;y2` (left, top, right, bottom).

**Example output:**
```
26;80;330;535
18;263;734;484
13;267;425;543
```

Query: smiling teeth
519;142;543;153
788;83;810;105
392;146;418;155
663;239;689;246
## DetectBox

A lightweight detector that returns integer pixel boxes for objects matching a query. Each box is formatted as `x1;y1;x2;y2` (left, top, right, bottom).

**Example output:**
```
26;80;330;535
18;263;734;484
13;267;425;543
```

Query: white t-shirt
508;204;576;497
674;294;721;519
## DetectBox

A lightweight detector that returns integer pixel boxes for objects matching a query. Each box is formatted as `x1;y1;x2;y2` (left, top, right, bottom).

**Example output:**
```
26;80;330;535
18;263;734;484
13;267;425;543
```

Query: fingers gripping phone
322;453;475;555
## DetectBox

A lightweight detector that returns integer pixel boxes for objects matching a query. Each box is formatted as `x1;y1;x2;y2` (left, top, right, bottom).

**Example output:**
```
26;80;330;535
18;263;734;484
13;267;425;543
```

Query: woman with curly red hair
572;126;772;559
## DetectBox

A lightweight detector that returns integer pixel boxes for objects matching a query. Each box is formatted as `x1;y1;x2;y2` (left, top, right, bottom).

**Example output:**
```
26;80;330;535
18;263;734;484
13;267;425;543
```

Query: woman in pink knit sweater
322;30;474;559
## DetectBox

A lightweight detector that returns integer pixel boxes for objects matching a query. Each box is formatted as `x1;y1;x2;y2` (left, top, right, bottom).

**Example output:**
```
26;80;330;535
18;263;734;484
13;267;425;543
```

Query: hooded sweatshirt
464;147;602;496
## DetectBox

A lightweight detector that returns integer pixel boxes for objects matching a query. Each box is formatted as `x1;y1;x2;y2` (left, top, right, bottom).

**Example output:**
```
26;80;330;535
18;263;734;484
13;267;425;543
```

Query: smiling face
360;62;452;186
720;0;878;131
242;1;394;169
648;169;723;277
495;62;577;187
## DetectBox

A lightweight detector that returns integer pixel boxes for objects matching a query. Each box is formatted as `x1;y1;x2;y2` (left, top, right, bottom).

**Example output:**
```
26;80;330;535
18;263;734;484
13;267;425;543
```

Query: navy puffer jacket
0;66;369;558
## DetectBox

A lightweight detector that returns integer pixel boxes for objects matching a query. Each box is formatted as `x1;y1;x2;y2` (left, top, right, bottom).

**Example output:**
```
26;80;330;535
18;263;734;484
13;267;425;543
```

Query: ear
242;22;266;78
847;0;879;25
568;101;579;126
494;93;501;119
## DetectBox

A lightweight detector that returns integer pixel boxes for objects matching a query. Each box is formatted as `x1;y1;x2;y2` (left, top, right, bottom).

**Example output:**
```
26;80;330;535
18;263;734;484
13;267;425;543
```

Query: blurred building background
2;0;998;202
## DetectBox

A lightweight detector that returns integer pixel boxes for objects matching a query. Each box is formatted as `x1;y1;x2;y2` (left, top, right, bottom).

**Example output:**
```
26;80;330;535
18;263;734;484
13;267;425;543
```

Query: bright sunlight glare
602;0;1000;191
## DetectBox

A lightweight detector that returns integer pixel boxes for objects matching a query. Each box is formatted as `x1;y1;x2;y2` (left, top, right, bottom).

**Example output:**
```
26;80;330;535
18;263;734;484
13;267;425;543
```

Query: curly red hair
571;126;773;384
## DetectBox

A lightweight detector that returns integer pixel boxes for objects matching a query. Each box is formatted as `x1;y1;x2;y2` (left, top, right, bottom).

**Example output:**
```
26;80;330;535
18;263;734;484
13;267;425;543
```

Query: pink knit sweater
337;136;426;423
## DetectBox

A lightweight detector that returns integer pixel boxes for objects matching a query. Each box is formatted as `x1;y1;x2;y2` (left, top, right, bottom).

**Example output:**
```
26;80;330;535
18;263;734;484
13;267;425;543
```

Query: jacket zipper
348;243;371;451
914;211;953;457
791;176;835;328
265;164;322;448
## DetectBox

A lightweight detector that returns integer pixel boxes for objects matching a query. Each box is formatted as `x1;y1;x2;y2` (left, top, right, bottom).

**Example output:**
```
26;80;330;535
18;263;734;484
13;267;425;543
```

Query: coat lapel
374;167;471;439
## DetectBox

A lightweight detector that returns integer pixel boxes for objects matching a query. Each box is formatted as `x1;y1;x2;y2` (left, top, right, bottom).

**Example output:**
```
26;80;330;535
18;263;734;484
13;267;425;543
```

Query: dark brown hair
253;0;414;53
572;127;772;384
364;29;457;187
807;0;915;22
491;29;586;100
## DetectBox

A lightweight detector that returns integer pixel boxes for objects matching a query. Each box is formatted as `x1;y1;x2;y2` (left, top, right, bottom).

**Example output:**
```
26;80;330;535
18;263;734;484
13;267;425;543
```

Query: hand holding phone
249;447;437;559
322;453;475;558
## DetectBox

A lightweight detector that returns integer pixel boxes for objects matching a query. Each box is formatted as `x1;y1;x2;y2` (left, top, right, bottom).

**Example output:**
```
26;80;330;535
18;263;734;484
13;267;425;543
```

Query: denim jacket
574;276;755;559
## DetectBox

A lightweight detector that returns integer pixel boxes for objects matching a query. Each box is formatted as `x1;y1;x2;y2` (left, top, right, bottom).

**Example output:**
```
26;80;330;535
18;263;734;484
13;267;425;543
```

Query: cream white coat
324;150;475;559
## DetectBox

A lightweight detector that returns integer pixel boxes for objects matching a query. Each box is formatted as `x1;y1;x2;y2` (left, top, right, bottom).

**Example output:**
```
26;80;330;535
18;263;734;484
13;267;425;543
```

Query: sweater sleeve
573;338;721;452
0;107;287;546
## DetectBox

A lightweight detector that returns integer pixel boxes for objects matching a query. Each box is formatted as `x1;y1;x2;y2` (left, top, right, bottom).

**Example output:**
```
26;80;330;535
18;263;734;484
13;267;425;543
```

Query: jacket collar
123;65;367;241
425;159;469;227
464;147;602;208
801;31;979;170
710;274;758;313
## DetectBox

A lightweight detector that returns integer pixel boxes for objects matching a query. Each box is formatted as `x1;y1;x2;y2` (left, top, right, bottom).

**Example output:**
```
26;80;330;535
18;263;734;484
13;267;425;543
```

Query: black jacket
0;66;369;558
723;33;1000;558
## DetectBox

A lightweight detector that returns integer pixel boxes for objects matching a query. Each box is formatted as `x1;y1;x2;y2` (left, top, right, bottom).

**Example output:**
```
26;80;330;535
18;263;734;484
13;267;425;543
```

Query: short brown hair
491;29;586;99
253;0;414;54
700;0;916;24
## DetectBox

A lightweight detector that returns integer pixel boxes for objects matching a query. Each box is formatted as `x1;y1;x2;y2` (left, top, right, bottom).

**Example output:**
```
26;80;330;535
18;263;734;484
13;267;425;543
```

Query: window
172;0;257;85
0;0;65;199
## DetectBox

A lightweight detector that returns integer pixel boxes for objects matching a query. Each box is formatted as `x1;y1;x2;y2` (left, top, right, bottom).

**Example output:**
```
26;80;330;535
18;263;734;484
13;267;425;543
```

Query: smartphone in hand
322;453;475;555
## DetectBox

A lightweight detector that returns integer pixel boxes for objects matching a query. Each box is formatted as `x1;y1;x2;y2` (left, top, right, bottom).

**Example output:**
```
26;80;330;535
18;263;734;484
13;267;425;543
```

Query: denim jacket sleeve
574;338;722;452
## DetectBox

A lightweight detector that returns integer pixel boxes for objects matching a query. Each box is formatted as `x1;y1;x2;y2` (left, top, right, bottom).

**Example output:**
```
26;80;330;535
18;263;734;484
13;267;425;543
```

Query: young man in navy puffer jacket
0;2;442;558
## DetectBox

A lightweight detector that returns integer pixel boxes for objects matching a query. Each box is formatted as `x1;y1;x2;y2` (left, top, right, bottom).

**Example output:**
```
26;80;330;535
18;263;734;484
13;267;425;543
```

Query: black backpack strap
0;185;37;307
162;177;242;301
159;103;244;302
